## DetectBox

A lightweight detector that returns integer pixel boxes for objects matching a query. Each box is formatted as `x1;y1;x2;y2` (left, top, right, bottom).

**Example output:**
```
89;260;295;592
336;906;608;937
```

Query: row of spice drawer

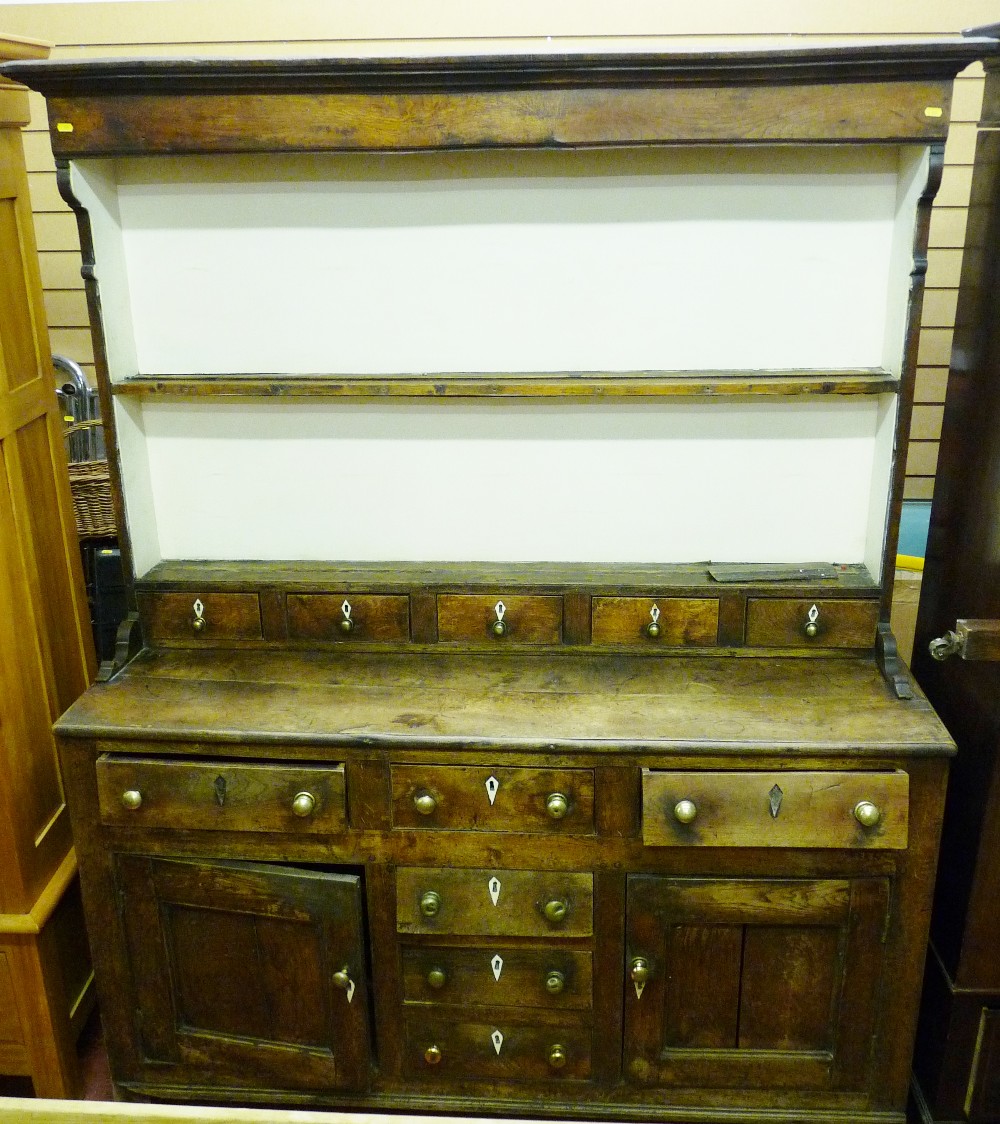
136;590;880;648
95;757;908;849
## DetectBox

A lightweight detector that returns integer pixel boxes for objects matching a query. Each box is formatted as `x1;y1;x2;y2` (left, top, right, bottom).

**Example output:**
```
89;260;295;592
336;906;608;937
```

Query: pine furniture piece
2;39;993;1123
0;34;96;1099
910;27;1000;1124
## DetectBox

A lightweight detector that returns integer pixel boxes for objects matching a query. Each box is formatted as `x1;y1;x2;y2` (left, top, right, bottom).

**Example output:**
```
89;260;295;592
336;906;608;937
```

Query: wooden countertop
56;648;953;757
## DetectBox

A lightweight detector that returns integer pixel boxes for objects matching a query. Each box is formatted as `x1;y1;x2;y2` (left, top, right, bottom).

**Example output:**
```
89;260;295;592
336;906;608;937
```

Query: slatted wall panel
1;0;995;498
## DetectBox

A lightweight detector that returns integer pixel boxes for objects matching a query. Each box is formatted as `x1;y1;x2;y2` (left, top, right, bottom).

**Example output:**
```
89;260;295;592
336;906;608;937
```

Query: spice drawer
591;597;719;646
642;769;908;849
405;1015;592;1082
287;593;409;642
402;946;592;1009
396;867;593;937
138;591;262;642
745;598;880;648
391;765;594;833
437;595;562;645
95;755;347;833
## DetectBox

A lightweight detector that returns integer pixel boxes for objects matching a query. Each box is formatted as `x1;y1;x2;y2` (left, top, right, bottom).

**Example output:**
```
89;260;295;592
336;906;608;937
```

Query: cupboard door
115;855;371;1092
624;875;889;1093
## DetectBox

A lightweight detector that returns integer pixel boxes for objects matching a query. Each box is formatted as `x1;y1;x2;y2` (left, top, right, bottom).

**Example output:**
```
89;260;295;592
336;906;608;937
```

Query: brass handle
543;898;569;925
424;1045;442;1066
291;791;316;817
545;792;569;820
803;603;821;639
420;890;442;917
548;1044;567;1070
545;970;565;995
332;966;351;991
645;621;661;639
121;789;142;811
673;798;697;824
854;800;882;828
339;617;355;634
491;619;508;638
414;791;437;816
191;616;207;632
630;957;650;985
426;967;447;990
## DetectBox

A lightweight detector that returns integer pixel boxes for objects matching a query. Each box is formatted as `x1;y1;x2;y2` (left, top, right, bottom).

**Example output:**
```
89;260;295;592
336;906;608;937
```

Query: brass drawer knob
645;621;661;639
339;599;355;633
420;890;442;917
544;970;565;995
854;800;882;828
427;967;447;990
803;603;821;639
491;600;508;638
332;966;352;991
543;898;569;925
545;792;569;820
673;798;697;824
424;1045;442;1065
191;597;206;632
291;791;316;817
414;791;437;816
630;957;650;985
548;1044;567;1069
121;789;143;811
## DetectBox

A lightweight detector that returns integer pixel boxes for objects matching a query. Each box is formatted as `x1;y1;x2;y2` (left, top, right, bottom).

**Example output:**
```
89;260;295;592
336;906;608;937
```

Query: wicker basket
64;420;116;538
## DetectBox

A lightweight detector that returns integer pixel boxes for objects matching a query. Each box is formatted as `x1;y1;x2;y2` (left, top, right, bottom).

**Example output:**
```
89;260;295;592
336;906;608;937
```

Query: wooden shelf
113;370;900;400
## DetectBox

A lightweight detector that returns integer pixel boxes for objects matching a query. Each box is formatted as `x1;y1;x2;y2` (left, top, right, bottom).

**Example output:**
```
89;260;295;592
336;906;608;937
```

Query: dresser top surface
56;649;952;756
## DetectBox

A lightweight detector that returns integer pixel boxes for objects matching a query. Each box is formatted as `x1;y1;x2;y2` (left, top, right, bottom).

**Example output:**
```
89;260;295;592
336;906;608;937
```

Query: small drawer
96;755;346;834
745;598;879;648
405;1015;591;1082
287;593;409;642
402;946;592;1009
396;868;593;937
391;765;594;833
437;595;562;645
138;591;262;642
642;769;908;849
592;596;719;646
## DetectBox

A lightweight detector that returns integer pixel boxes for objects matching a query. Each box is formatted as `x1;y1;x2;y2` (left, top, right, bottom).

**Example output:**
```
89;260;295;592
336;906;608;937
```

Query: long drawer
95;755;347;833
642;769;908;849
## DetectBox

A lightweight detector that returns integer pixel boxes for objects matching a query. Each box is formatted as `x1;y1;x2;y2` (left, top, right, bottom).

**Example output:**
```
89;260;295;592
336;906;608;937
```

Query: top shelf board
3;41;996;157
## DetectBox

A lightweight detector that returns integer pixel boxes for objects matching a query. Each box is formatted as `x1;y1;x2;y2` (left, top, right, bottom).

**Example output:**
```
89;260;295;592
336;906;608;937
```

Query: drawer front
591;596;719;647
391;765;594;833
96;755;347;834
138;592;262;641
642;769;908;849
287;593;409;642
405;1015;591;1082
745;598;879;648
402;947;592;1009
396;868;593;937
437;595;562;645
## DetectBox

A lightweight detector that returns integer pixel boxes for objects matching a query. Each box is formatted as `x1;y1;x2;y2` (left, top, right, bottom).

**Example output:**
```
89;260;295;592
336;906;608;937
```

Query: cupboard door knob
545;970;565;995
424;1045;442;1065
332;966;352;991
414;791;437;815
630;957;650;985
673;798;697;824
420;890;442;917
427;967;447;989
543;898;569;925
121;789;142;810
854;800;882;828
548;1044;567;1069
291;791;316;817
545;792;568;819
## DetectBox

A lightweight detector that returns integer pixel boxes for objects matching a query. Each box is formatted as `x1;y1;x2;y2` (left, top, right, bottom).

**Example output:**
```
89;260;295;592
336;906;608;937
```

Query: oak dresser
2;38;993;1123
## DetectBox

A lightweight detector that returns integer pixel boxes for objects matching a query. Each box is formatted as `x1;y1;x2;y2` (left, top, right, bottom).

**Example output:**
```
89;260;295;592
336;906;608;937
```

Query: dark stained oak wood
287;593;409;643
437;594;563;647
137;591;262;642
745;599;880;649
591;597;719;647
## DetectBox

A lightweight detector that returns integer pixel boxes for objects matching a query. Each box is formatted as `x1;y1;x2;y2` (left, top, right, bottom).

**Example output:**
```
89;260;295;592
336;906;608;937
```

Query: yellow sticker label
924;107;944;118
55;122;74;133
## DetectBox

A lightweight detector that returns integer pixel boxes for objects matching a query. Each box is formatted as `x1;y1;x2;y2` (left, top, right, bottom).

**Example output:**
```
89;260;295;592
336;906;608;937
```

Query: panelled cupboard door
114;855;371;1092
624;875;889;1094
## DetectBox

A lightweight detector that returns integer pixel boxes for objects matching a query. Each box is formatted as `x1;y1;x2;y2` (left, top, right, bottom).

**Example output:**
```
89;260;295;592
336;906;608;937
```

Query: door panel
624;875;889;1093
115;855;371;1092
